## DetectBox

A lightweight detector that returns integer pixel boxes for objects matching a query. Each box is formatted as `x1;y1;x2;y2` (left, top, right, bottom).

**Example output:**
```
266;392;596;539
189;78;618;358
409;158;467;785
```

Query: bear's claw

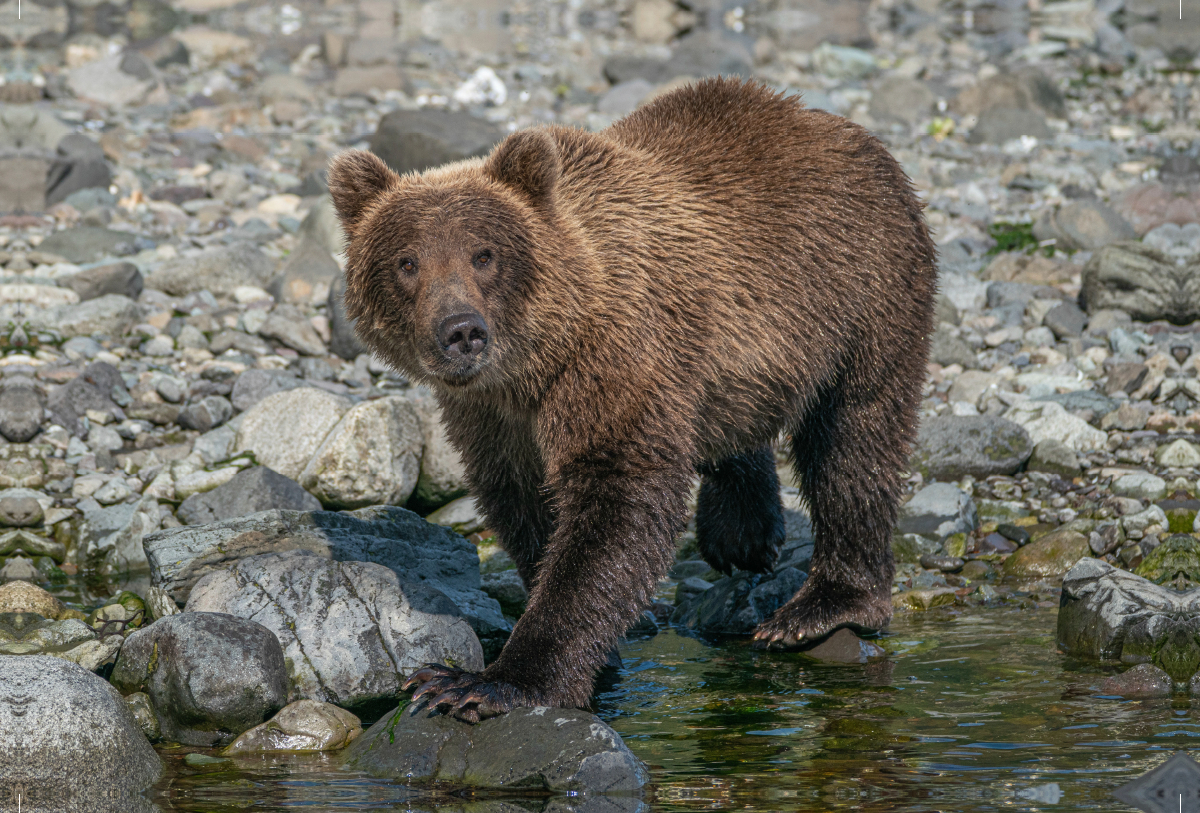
404;663;533;723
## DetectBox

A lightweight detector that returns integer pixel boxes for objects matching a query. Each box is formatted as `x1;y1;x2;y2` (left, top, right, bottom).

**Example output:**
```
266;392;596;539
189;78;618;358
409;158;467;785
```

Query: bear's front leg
406;403;692;721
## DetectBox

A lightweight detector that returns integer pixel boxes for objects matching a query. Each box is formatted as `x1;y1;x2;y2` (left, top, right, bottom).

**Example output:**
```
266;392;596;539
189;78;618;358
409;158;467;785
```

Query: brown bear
327;77;937;721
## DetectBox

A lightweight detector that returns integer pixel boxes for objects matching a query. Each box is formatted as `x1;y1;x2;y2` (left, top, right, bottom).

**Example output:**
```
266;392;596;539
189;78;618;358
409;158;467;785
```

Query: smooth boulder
110;612;289;746
187;551;484;721
910;415;1033;480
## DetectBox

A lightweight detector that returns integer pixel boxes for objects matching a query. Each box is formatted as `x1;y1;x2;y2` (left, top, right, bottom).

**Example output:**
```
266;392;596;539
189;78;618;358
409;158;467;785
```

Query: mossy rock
1166;508;1197;535
1002;528;1089;579
1134;534;1200;585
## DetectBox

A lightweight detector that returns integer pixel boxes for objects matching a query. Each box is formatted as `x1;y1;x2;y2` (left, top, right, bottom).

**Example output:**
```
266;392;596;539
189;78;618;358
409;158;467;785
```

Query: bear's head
327;129;565;391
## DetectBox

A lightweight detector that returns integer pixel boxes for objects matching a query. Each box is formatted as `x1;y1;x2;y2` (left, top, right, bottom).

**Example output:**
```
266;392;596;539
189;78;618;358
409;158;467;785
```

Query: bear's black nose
438;313;489;360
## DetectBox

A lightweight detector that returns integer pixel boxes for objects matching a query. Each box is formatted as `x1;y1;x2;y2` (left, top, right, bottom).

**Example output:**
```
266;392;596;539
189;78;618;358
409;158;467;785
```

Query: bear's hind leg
695;446;785;575
753;379;916;648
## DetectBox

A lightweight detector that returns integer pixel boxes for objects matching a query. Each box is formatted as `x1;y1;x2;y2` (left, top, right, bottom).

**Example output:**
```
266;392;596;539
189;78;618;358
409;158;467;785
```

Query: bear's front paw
751;583;892;650
403;664;540;723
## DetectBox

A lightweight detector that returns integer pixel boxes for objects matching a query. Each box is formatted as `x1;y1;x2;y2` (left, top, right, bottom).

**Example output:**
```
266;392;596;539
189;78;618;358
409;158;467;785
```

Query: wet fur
330;77;937;715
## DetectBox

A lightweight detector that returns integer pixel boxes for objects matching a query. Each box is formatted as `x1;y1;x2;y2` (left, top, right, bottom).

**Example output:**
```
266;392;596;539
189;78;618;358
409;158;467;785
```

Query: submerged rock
0;655;162;804
671;567;807;634
187;551;484;722
347;702;648;793
111;612;289;746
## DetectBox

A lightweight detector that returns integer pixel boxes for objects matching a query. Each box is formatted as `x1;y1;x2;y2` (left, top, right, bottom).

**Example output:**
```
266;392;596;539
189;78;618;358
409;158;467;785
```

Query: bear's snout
437;312;490;362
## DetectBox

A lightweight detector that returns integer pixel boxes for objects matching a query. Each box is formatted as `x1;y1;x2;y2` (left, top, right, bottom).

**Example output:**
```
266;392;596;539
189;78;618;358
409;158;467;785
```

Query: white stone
234;388;352;480
1156;439;1200;469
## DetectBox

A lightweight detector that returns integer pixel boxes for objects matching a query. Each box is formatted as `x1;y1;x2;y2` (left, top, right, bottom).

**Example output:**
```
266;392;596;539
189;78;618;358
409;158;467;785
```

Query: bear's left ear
487;129;559;208
327;150;397;236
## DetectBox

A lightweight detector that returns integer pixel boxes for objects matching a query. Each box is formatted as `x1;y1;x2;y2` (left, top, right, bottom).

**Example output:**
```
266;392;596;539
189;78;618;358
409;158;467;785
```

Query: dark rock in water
143;506;510;650
63;260;143;302
801;628;886;663
0;376;45;442
111;611;289;746
910;415;1033;481
1099;663;1172;698
369;109;503;176
36;226;138;263
45;133;112;208
0;655;162;806
178;465;321;525
671;567;807;634
347;702;648;794
328;272;368;360
1081;241;1200;324
188;551;484;722
1059;558;1200;684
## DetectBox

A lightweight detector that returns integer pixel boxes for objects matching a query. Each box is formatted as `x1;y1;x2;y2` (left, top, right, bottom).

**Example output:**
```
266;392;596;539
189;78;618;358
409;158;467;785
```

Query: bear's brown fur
328;77;937;720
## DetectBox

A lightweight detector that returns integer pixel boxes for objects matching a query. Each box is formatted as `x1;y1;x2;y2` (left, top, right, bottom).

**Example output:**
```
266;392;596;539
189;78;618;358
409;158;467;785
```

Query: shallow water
141;605;1189;812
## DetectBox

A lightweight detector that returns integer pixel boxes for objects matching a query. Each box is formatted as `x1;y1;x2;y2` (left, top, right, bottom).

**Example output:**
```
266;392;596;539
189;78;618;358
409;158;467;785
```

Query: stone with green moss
1135;534;1200;585
1003;528;1089;579
909;415;1033;481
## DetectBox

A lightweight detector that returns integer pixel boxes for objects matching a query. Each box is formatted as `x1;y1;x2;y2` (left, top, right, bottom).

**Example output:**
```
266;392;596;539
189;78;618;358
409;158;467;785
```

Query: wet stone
347;702;648;793
801;628;886;663
223;699;362;754
1003;529;1089;579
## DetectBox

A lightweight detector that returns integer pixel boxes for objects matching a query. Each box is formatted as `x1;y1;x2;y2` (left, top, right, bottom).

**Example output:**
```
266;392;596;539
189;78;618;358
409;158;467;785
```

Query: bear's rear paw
751;581;892;649
404;663;542;723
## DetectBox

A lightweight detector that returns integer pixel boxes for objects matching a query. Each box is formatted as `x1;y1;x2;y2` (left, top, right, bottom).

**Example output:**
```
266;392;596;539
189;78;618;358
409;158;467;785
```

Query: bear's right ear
327;150;397;235
487;129;559;209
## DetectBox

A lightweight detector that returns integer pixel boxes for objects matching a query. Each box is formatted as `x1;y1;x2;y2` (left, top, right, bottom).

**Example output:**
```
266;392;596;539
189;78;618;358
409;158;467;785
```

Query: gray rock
45;133;112;207
39;293;141;339
909;415;1033;481
36;227;138;263
897;483;979;539
63;261;143;302
426;496;487;536
928;324;978;368
671;567;807;634
1058;558;1200;683
1034;389;1116;416
408;390;469;510
210;328;273;357
481;570;528;617
0;487;44;527
187;551;484;721
146;242;276;297
272;237;340;305
234;387;352;479
0;655;162;804
1081;241;1200;323
258;303;328;356
1042;301;1087;339
178;466;321;525
111;612;289;746
194;424;237;464
1112;471;1167;500
347;702;648;792
125;690;162;742
295;194;345;257
177;394;233;432
230;367;309;411
223;699;362;754
1034;200;1137;252
369;109;504;176
953;68;1066;119
597;79;654;117
801;627;886;663
80;495;160;576
300;396;422;509
968;107;1051;144
142;506;510;647
1027;438;1081;477
328;272;368;360
812;42;877;80
0;155;48;213
869;76;935;124
0;377;45;442
604;30;751;84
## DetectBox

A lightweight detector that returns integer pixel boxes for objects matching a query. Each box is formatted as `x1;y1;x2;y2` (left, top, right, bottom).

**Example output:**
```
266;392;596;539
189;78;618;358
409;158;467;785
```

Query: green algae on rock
1003;528;1090;579
1135;534;1200;585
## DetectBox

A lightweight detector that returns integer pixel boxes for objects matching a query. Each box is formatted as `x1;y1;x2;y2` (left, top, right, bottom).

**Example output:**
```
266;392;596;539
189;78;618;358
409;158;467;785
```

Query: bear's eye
400;258;417;274
473;250;492;269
